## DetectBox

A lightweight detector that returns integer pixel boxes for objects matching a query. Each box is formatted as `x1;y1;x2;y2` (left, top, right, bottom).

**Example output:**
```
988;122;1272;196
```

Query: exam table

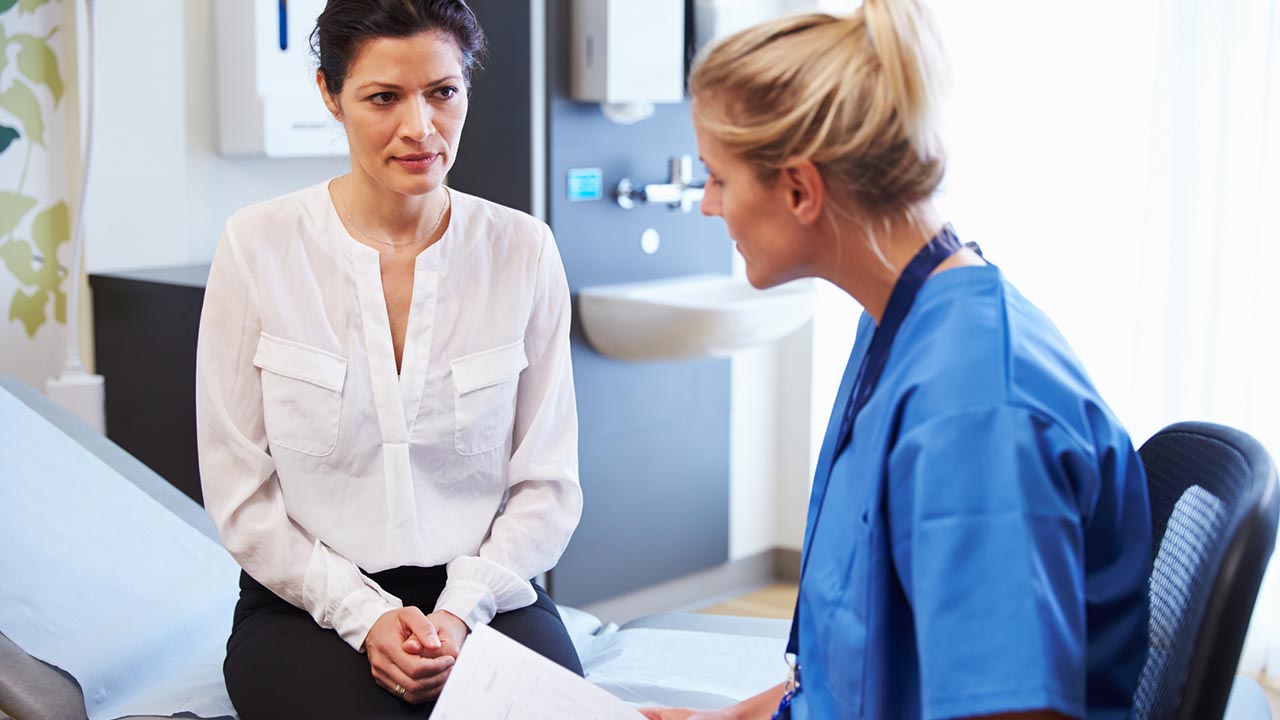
0;375;786;720
0;375;1271;720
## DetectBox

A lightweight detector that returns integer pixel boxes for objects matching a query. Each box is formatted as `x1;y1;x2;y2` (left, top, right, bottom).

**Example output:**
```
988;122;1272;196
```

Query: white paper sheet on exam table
431;624;647;720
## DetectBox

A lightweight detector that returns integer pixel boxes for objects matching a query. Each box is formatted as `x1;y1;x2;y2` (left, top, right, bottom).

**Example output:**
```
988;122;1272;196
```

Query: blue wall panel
455;0;734;607
545;9;733;602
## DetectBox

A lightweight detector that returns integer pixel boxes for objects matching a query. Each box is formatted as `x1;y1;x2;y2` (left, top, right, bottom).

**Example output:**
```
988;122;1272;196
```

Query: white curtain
813;0;1280;680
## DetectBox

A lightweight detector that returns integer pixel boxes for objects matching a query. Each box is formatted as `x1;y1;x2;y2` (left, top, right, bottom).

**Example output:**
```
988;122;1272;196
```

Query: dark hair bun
311;0;487;95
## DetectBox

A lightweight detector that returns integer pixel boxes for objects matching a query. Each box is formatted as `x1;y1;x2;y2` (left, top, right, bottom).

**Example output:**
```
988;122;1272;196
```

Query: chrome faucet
616;155;705;212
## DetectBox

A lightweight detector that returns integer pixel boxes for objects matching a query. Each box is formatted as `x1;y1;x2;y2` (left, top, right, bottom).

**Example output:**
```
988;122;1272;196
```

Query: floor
695;583;1280;717
697;582;796;619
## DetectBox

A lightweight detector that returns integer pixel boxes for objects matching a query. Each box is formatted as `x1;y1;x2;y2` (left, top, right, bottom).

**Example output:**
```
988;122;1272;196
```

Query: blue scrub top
793;265;1151;720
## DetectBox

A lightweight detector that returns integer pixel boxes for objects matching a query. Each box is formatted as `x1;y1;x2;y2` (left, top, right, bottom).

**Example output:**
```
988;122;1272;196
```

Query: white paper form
431;624;647;720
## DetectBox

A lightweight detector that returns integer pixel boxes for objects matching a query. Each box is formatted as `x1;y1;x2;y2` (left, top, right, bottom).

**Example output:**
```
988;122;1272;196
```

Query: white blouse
195;181;581;651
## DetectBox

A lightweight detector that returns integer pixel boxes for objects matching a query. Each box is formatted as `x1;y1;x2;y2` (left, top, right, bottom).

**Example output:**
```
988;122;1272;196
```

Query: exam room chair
1134;422;1280;720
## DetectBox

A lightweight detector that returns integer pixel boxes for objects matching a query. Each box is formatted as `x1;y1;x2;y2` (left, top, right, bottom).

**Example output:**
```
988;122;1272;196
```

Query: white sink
578;274;815;361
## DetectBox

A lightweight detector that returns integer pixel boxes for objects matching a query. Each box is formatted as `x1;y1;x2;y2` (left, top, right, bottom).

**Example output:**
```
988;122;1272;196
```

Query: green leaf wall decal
10;287;45;337
14;34;63;102
18;0;57;14
0;79;43;145
53;278;65;321
0;238;38;285
0;125;19;154
31;200;68;258
0;0;20;16
30;200;68;327
1;202;69;336
0;191;37;236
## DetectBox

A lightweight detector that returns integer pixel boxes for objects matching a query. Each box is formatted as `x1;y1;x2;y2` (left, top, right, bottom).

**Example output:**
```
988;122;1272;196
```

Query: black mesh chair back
1133;422;1279;720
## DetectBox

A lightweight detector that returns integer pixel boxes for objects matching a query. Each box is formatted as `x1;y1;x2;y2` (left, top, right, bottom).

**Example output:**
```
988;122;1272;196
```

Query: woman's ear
317;71;342;121
780;159;825;226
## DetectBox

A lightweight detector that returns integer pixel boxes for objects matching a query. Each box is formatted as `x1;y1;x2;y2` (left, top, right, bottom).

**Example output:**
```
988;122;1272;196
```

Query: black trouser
224;566;583;719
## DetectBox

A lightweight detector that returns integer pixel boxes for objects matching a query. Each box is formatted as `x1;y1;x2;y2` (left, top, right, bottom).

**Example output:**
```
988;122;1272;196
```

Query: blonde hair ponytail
690;0;948;214
862;0;945;162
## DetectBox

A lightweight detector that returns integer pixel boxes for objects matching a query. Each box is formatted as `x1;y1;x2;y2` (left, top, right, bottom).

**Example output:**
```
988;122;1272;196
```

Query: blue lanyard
774;225;963;719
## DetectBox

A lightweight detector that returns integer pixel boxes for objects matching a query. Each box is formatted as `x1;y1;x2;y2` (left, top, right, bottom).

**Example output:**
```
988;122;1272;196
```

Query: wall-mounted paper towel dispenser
215;0;346;157
570;0;686;124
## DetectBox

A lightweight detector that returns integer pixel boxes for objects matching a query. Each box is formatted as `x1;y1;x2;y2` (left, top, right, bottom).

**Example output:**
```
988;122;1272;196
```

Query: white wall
83;0;341;274
773;323;814;552
82;0;185;272
730;341;783;560
182;0;347;262
730;320;814;558
729;253;816;559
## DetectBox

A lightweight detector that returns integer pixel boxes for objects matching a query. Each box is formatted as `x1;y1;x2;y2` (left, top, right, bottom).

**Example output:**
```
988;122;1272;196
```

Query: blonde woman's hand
365;607;456;703
639;708;737;720
642;682;784;720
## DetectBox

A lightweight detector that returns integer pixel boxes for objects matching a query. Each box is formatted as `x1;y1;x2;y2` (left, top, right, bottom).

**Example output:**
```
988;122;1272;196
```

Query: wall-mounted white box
214;0;347;157
570;0;686;105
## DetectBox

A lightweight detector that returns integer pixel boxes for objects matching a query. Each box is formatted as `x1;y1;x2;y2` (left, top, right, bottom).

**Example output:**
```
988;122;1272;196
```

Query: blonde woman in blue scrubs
643;1;1151;719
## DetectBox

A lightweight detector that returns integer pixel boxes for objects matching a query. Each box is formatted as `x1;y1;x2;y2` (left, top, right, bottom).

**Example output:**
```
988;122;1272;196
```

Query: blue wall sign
566;167;604;202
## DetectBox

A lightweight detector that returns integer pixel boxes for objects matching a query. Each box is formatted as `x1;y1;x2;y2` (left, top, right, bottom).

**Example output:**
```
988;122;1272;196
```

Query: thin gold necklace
337;175;450;248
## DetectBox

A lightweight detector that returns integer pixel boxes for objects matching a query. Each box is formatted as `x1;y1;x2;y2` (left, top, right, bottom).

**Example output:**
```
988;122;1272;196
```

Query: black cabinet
90;265;210;505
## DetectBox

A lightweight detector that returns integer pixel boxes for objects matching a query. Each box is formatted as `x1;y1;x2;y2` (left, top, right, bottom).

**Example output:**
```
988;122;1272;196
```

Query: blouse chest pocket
450;341;528;456
253;333;347;457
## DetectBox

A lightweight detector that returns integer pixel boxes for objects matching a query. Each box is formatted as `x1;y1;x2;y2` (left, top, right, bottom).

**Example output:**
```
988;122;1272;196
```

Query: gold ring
395;684;406;699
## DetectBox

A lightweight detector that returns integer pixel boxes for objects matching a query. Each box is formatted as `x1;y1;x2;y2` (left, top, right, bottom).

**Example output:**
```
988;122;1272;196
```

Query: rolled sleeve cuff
434;556;537;629
332;585;402;652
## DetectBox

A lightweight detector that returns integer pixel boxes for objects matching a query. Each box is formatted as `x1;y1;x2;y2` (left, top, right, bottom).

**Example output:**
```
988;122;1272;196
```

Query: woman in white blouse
194;1;582;716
